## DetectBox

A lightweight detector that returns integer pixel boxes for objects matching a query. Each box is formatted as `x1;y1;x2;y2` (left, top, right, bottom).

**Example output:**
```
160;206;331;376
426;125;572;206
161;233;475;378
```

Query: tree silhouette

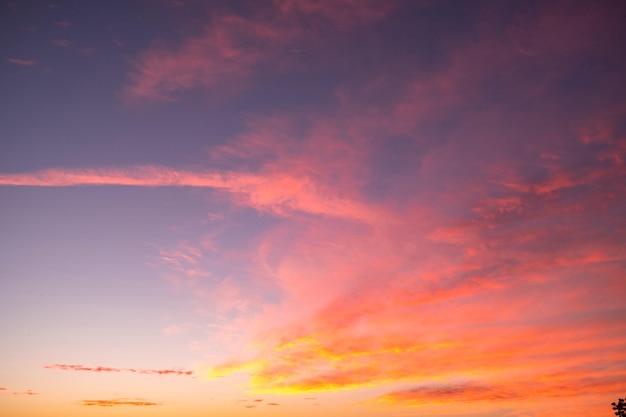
612;398;626;417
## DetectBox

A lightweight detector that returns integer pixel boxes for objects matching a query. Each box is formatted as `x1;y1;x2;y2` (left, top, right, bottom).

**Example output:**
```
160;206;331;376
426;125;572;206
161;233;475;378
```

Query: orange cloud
208;276;626;393
0;387;39;395
82;398;160;407
44;364;192;376
378;383;519;404
376;371;626;406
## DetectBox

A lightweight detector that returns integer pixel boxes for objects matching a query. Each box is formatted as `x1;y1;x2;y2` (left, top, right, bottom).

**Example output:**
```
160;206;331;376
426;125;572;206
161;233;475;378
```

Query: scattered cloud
1;387;38;395
11;390;39;396
0;388;39;396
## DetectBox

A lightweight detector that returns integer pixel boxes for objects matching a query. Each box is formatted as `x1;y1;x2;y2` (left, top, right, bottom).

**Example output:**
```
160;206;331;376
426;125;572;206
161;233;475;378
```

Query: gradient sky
1;1;625;416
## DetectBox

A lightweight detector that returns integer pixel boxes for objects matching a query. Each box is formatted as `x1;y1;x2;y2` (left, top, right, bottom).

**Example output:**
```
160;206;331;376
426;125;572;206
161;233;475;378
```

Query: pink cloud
19;3;622;398
274;0;393;30
124;1;396;101
6;58;36;66
6;5;624;401
196;4;626;399
163;325;183;335
124;14;294;101
51;39;72;48
159;241;203;268
0;166;379;222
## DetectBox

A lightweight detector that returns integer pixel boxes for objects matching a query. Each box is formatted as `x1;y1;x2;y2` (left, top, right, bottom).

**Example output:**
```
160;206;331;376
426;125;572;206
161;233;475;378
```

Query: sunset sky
1;1;625;416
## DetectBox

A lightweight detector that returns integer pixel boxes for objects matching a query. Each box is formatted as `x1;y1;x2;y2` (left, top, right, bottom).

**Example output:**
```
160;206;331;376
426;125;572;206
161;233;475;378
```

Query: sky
1;0;625;416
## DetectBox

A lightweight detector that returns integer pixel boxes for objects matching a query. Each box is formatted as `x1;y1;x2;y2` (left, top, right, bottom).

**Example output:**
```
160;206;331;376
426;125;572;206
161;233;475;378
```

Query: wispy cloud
274;0;393;32
124;14;292;101
2;389;39;396
50;39;72;48
0;166;379;222
163;325;183;335
123;0;395;101
44;364;192;376
6;58;36;66
82;398;160;407
1;387;38;395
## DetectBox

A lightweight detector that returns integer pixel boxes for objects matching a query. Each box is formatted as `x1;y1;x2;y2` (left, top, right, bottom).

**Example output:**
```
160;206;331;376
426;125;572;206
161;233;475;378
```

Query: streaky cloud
0;166;379;222
44;364;192;376
82;398;160;407
6;57;36;66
